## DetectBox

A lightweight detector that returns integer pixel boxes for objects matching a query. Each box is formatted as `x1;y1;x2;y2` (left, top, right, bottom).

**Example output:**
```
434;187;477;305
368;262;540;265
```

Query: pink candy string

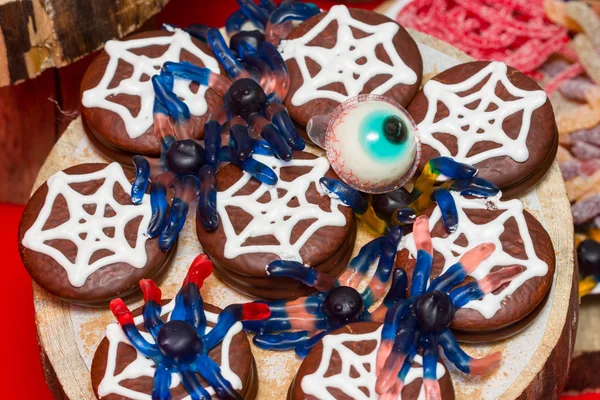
397;0;570;75
545;63;585;95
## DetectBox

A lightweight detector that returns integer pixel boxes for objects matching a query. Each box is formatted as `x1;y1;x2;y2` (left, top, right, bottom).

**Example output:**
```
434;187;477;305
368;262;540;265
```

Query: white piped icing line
98;299;243;399
301;326;445;400
22;163;152;288
278;5;418;107
402;191;549;319
82;28;220;139
417;61;547;164
217;154;348;262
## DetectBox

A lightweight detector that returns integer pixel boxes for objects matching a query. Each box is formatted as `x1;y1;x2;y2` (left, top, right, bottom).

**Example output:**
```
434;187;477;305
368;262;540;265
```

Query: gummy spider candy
109;254;271;400
320;156;500;235
244;226;405;357
130;26;305;250
374;215;524;399
225;0;320;44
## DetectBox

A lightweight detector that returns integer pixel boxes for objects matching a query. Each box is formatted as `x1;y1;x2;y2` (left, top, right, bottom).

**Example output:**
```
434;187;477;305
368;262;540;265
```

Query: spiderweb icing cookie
280;6;423;134
18;163;174;306
407;61;558;198
80;29;225;157
196;152;356;300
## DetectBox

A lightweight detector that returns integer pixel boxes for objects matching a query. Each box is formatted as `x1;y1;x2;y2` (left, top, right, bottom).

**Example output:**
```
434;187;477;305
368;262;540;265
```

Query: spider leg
260;41;290;103
338;236;386;289
391;207;417;226
375;299;413;373
266;102;304;150
163;61;232;97
220;146;278;185
203;303;271;350
147;172;173;238
375;313;417;394
195;355;242;400
422;333;442;400
432;188;458;233
170;254;213;330
248;114;293;161
225;9;249;36
319;178;387;234
428;242;496;292
152;74;195;140
237;0;269;30
449;176;499;198
198;165;218;231
294;329;330;358
207;28;250;80
243;295;325;333
109;299;160;358
265;2;321;43
253;330;310;351
152;362;172;400
251;139;276;156
139;279;164;338
379;330;420;400
450;266;525;308
203;106;227;169
370;268;408;321
131;156;165;204
260;0;277;12
229;116;254;161
234;41;275;92
158;175;200;251
362;226;404;308
410;215;433;297
438;329;501;376
180;370;211;400
266;260;338;291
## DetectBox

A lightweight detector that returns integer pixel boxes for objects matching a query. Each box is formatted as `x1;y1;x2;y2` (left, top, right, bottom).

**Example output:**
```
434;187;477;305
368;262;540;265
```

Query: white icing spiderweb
22;163;152;287
402;191;549;319
301;326;445;400
418;61;547;164
81;28;220;139
278;5;418;106
217;154;348;262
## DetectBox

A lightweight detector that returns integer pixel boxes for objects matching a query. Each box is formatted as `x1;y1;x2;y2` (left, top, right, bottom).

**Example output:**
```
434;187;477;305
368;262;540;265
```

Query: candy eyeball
325;94;421;193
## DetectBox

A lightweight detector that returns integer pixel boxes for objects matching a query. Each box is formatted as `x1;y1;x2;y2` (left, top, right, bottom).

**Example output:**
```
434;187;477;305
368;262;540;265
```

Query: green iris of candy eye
359;111;410;163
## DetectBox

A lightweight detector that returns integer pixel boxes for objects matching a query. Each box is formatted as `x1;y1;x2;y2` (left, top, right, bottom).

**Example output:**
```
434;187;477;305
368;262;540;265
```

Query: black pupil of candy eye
382;116;407;144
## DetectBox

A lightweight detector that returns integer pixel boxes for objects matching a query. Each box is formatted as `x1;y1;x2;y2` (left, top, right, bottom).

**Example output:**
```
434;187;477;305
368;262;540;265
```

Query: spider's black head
323;286;364;327
157;320;202;362
226;78;267;120
414;290;455;333
229;30;265;55
165;139;205;176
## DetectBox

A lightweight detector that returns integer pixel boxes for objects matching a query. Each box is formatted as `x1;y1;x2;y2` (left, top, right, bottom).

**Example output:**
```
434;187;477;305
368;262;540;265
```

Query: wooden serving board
31;29;577;400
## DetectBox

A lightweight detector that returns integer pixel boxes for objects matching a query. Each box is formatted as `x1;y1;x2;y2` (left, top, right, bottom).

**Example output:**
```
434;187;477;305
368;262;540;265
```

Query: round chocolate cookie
281;6;423;133
81;30;225;158
19;163;174;306
407;61;557;199
396;192;555;340
288;322;455;400
91;300;258;400
196;152;356;299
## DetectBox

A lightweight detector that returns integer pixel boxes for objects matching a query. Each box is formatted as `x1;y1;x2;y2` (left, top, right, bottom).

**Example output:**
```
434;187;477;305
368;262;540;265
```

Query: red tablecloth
3;0;598;399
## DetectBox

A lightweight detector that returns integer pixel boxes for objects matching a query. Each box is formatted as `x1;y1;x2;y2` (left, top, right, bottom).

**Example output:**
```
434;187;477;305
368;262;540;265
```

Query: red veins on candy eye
241;303;271;321
110;298;135;326
184;254;214;287
139;279;162;304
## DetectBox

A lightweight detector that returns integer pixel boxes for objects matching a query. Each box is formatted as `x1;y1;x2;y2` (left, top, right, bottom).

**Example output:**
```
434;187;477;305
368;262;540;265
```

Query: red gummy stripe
184;254;214;287
140;279;163;304
242;303;271;321
110;298;135;326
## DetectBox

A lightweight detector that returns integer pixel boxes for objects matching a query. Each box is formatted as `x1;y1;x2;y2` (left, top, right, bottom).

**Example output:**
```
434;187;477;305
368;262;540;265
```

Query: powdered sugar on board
62;35;556;400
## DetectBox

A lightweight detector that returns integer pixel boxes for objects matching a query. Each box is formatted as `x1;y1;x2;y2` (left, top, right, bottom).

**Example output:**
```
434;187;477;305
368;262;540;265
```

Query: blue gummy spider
225;0;320;44
130;25;305;251
372;214;523;399
319;156;500;235
109;254;271;400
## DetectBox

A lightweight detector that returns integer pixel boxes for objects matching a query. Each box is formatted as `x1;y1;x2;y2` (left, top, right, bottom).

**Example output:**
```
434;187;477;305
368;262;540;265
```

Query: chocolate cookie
288;322;455;400
91;300;258;400
196;152;356;299
280;6;423;132
397;192;555;340
81;29;225;158
19;163;174;306
407;61;557;199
